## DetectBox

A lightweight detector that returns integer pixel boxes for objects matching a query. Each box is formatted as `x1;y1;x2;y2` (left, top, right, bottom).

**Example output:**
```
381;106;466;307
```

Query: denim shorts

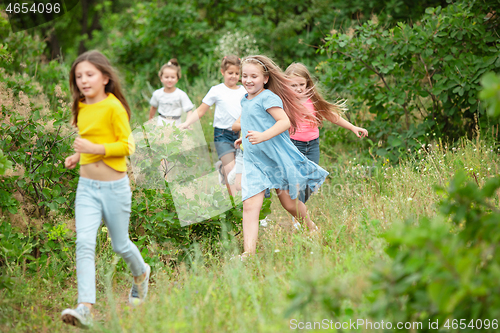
290;137;320;165
214;127;240;159
290;137;320;203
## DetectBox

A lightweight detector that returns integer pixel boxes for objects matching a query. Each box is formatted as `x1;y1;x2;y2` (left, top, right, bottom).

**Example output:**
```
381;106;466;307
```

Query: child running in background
235;55;329;256
62;51;150;328
179;55;246;196
285;63;368;204
149;59;194;127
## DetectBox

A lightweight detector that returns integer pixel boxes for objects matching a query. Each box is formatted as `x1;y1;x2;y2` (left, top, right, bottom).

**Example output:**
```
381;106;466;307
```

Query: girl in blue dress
235;55;328;256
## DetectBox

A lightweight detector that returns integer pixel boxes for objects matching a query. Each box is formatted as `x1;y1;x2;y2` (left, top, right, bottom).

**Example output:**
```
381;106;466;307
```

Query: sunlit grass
2;129;499;331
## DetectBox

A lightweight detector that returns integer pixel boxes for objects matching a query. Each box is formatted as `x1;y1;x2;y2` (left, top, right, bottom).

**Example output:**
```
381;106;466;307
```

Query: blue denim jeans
214;127;240;159
75;176;146;304
290;137;320;203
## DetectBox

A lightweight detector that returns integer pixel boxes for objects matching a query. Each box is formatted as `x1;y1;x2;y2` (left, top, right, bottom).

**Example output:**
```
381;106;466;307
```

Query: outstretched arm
179;103;210;129
334;117;368;138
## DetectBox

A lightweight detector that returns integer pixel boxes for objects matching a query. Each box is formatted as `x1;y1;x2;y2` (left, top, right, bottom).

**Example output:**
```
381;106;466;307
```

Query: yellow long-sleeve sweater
78;93;135;172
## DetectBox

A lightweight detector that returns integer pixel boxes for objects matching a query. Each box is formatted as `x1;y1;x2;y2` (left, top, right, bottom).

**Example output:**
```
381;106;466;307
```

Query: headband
243;58;268;72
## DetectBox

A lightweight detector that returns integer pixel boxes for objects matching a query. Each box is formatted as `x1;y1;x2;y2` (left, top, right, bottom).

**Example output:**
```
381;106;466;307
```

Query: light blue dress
241;89;329;201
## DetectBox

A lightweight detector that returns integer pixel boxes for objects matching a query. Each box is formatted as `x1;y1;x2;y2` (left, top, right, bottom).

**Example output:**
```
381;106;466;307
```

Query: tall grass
2;136;498;332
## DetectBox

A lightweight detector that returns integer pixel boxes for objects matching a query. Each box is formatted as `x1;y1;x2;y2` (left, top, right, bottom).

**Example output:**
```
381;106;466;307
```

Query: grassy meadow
2;128;499;332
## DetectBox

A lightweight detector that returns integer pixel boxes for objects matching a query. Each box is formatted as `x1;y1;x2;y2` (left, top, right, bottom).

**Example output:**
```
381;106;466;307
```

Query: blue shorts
214;127;240;159
291;137;320;203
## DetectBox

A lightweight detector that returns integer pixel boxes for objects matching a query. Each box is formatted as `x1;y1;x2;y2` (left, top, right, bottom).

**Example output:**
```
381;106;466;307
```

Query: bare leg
235;174;242;192
275;189;317;231
220;153;237;196
80;302;92;310
242;190;265;254
134;271;147;283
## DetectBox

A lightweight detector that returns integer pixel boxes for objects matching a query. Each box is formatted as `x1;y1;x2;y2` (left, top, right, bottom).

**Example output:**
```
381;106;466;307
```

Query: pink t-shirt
290;99;319;142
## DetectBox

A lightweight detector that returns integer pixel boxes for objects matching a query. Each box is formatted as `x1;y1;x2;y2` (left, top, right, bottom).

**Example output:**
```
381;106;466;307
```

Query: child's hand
64;153;80;169
234;138;243;149
352;126;368;138
73;138;98;154
246;130;266;145
178;122;189;130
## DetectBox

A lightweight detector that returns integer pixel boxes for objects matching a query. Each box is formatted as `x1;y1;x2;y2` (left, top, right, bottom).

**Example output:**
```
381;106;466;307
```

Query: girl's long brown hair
241;55;310;134
69;50;131;126
285;62;347;126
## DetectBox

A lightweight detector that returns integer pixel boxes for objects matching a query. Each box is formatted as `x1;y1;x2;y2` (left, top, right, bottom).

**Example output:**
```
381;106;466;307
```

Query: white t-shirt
202;83;247;129
150;88;194;118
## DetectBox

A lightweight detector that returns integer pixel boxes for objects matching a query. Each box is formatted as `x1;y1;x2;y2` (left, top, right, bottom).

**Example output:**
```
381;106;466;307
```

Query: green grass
2;136;499;332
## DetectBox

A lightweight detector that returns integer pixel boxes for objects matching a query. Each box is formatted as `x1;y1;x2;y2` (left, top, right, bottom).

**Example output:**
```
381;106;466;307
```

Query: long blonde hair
285;63;346;126
241;55;310;134
69;50;131;126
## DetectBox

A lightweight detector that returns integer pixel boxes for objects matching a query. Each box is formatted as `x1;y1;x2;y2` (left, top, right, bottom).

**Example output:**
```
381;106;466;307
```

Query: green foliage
0;149;12;176
480;72;500;118
104;1;214;80
319;0;500;161
0;71;77;216
368;172;500;331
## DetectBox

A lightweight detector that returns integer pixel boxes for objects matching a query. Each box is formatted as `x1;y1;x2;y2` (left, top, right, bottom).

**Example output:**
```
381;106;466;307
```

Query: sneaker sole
61;312;89;329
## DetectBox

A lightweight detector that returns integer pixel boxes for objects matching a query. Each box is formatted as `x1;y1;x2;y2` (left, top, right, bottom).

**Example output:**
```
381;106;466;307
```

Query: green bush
367;68;500;331
368;172;500;331
480;72;500;118
318;0;500;161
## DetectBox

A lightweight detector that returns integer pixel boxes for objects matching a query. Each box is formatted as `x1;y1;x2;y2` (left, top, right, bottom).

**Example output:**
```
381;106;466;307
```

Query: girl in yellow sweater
61;50;150;328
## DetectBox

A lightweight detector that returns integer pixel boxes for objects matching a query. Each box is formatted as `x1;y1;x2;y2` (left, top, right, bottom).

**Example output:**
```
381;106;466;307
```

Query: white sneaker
129;263;151;306
61;304;92;329
292;217;302;230
259;217;268;227
215;160;225;185
227;167;236;185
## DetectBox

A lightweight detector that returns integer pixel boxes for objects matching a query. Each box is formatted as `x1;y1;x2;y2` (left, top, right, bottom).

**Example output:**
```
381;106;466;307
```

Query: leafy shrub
367;69;500;331
480;72;500;118
368;172;500;331
0;71;76;217
318;0;500;161
0;149;12;176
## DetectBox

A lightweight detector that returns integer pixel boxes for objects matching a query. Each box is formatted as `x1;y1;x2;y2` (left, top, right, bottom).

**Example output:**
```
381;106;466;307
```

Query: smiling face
290;75;308;101
241;63;268;98
160;68;179;92
75;60;109;104
222;65;240;89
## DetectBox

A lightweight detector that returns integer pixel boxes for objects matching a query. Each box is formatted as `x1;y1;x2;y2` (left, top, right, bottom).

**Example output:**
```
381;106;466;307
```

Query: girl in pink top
285;63;368;203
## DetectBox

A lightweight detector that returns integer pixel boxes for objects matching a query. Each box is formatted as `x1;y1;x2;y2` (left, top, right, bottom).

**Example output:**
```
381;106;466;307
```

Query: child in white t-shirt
149;58;194;127
179;55;246;196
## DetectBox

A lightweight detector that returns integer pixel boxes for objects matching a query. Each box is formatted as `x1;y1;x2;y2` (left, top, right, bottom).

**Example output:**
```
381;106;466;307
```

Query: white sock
227;167;236;185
